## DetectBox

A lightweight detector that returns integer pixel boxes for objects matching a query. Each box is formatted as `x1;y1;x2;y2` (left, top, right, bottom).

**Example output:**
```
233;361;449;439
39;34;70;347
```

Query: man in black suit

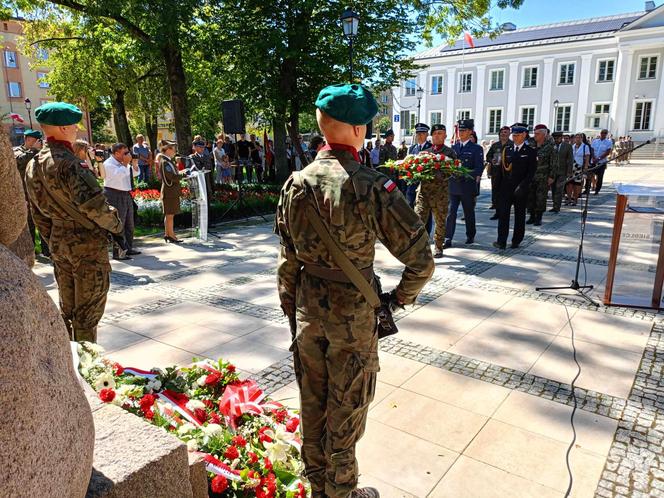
493;124;537;250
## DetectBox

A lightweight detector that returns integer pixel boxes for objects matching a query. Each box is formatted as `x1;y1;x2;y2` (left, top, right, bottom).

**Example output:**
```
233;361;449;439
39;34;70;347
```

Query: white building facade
392;3;664;144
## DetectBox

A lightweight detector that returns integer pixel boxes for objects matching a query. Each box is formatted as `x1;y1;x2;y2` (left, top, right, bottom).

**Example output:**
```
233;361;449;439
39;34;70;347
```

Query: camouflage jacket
378;143;398;165
552;141;574;177
25;140;123;242
14;145;39;180
275;149;434;315
534;138;555;180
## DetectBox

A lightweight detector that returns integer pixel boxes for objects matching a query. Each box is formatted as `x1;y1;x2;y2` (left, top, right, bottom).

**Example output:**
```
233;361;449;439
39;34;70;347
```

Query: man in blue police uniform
492;123;537;250
444;119;484;247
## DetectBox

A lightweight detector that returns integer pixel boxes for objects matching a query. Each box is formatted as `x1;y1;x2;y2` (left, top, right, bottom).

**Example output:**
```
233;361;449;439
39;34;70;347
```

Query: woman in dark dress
157;140;184;243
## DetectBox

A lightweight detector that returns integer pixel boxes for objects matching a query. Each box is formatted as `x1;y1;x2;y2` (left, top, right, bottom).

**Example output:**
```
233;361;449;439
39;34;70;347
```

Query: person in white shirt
214;138;230;184
568;133;590;206
589;129;613;195
103;143;140;259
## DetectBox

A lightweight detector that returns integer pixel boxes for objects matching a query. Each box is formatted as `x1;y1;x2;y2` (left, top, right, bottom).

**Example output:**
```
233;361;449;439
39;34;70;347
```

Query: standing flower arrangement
384;152;472;184
77;342;307;498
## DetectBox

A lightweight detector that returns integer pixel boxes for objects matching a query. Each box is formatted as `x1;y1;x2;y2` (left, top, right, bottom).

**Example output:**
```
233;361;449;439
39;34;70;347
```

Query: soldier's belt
303;263;373;284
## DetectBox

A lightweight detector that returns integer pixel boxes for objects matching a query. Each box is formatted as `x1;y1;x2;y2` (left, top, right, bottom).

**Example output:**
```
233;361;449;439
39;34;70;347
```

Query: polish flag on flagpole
464;32;475;49
9;113;24;123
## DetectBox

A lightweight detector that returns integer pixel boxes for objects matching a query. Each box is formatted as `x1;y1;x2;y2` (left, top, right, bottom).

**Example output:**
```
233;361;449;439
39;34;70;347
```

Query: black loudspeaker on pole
222;100;246;135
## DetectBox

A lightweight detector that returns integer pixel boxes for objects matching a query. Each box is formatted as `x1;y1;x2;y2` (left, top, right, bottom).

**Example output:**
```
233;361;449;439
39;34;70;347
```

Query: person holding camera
24;102;125;342
157;140;185;243
103;143;140;260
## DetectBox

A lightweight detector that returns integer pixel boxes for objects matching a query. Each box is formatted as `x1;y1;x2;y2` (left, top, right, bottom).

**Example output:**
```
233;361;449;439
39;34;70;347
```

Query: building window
520;107;536;131
36;47;49;61
489;69;504;91
7;81;21;97
457;109;471;121
487;109;503;134
633;101;653;130
522;66;538;88
380;94;388;104
459;72;472;93
400;110;416;135
37;72;49;89
559;63;575;85
555;105;572;132
404;79;416;97
4;50;17;68
431;75;443;95
638;56;657;80
430;111;443;126
593;103;610;128
597;59;615;82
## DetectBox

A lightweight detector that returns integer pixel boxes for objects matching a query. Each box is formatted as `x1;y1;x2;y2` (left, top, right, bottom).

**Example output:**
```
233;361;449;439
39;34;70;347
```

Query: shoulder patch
383;179;397;192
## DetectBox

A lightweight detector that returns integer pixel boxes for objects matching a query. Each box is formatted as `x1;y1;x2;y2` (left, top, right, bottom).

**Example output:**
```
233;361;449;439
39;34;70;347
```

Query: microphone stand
535;139;653;305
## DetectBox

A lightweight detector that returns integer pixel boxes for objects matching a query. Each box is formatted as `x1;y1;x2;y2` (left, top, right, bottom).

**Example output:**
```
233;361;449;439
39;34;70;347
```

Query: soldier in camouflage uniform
414;123;456;258
526;124;555;226
14;129;49;256
275;84;434;498
378;129;397;168
25;102;124;342
550;131;574;212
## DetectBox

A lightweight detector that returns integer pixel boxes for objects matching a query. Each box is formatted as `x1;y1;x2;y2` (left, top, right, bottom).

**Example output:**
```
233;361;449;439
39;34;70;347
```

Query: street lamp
340;8;359;82
24;98;33;129
553;99;559;132
416;86;424;123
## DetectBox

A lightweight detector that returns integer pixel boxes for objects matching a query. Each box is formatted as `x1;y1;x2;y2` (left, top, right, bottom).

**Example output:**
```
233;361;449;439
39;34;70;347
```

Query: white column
474;64;486;137
392;86;402;144
506;61;519;123
446;67;457;131
575;53;594;131
653;63;664;136
540;58;555;125
610;46;634;136
420;71;428;124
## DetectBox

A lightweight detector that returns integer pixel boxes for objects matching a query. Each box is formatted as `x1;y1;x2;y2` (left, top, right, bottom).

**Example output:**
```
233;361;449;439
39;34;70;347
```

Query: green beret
35;102;83;126
315;84;378;125
24;129;43;139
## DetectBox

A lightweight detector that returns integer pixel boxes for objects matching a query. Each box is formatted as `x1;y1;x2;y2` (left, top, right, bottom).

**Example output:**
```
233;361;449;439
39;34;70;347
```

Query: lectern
187;170;209;241
604;183;664;310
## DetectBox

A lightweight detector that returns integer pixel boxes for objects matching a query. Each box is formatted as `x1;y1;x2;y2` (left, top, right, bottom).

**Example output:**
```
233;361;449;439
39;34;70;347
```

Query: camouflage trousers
49;223;111;342
292;275;379;498
414;182;448;251
527;175;550;215
551;174;567;211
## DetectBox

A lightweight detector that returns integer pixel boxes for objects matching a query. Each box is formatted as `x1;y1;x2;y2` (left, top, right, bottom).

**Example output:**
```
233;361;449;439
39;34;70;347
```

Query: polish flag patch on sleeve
383;179;397;193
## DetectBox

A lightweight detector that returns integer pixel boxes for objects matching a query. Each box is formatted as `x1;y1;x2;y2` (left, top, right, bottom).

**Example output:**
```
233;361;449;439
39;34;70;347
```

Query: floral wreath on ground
384;152;472;184
77;342;307;498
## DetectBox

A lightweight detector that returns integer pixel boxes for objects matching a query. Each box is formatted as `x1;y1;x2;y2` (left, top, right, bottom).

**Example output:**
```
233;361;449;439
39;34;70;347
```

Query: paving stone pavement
31;163;664;497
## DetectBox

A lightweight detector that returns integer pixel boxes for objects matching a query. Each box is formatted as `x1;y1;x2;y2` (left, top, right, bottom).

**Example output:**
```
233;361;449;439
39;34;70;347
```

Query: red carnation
295;482;306;498
406;171;413;178
434;163;441;170
440;154;446;161
224;445;240;460
226;364;236;373
139;394;156;412
416;165;424;172
286;417;300;433
99;388;115;403
205;372;221;386
209;412;222;425
113;363;124;376
194;408;208;424
211;475;229;494
248;451;259;464
232;435;247;447
258;426;273;443
256;473;277;498
144;408;155;420
203;399;215;409
264;457;273;471
272;408;288;423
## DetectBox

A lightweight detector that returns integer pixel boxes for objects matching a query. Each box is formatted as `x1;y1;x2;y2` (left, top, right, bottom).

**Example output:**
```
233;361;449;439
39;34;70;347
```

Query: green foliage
376;116;391;133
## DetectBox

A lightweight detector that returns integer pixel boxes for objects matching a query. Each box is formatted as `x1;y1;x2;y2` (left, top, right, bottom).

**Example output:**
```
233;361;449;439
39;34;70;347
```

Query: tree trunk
162;42;192;154
112;89;132;146
145;114;158;154
273;115;289;184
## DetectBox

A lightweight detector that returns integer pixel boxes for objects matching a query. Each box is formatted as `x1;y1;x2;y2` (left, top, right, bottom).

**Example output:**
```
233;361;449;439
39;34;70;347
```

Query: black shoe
511;242;520;249
465;237;474;244
526;217;535;225
433;250;443;259
492;241;506;250
126;249;142;256
593;192;599;195
489;204;495;209
443;240;452;249
533;216;542;226
549;208;559;213
490;213;499;220
113;255;133;261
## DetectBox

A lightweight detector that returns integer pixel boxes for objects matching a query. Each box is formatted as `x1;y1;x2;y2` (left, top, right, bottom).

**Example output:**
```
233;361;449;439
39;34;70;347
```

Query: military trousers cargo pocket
343;352;380;409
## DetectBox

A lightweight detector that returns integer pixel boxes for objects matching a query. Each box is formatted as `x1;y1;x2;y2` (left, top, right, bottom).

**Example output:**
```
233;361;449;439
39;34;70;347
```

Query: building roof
414;11;645;60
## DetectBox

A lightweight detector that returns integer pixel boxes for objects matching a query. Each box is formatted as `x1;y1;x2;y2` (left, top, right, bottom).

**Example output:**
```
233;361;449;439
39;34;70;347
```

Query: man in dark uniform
189;139;215;206
406;123;432;207
444;119;484;247
550;131;574;212
492;124;537;249
275;84;434;498
14;129;49;256
25;102;124;342
485;126;512;220
378;129;398;172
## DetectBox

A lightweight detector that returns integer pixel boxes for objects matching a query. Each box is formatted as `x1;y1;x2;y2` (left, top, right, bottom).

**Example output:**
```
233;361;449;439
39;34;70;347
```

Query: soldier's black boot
526;214;535;225
350;487;380;498
533;213;542;226
433;248;444;258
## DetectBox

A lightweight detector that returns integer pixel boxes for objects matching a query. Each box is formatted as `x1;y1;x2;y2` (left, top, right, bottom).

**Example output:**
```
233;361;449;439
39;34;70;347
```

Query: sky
418;0;654;50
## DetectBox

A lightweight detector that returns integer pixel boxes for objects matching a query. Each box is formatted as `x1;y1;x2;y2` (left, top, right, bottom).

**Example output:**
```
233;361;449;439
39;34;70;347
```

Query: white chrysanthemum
94;373;116;390
178;423;197;436
146;379;162;392
186;399;206;411
186;439;199;452
202;423;223;437
78;352;93;368
197;375;208;387
86;343;105;355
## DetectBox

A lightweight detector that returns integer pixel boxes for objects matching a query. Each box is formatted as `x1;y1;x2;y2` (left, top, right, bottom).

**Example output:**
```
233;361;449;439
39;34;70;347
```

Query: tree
376;116;392;135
